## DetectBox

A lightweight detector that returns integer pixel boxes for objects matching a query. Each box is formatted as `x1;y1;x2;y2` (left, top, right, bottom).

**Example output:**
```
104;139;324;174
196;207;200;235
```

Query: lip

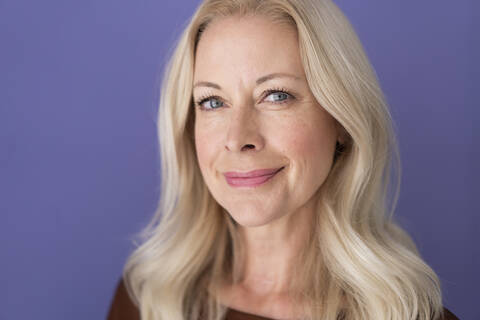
223;167;284;187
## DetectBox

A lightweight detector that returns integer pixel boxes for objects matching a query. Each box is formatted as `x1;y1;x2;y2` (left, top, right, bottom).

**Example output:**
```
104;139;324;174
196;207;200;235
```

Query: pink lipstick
223;167;284;187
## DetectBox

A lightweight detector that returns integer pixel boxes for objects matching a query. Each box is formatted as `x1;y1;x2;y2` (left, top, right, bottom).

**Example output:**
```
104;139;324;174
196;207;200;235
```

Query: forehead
193;15;304;84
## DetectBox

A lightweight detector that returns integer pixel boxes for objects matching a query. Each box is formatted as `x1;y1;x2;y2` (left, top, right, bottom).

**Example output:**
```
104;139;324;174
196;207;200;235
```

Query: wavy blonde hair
123;0;444;319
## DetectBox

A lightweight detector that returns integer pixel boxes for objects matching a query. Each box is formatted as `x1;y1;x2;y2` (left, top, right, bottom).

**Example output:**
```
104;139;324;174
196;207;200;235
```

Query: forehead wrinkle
194;47;302;92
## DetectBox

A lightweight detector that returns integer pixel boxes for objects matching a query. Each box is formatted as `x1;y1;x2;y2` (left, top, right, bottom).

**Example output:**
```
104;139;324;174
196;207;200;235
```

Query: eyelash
194;87;295;111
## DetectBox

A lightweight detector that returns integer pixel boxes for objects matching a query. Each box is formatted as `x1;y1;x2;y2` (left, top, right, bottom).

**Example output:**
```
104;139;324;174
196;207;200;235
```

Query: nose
224;108;265;152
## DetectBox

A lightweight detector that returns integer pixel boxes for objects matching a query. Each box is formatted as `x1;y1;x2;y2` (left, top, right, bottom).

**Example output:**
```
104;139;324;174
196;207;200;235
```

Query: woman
108;0;459;319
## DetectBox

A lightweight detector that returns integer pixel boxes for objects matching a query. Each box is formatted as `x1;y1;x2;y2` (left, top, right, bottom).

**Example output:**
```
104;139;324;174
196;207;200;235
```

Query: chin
222;203;285;228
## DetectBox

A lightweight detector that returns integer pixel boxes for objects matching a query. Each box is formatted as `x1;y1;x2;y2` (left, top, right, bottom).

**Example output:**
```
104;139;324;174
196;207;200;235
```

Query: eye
195;95;224;111
194;88;295;111
264;91;290;103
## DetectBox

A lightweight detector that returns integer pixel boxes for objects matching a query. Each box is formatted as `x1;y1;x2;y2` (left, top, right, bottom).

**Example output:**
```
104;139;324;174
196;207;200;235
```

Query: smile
223;167;285;187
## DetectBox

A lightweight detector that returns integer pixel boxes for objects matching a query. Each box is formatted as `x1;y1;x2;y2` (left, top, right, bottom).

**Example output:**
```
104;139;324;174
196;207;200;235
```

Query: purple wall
1;0;477;319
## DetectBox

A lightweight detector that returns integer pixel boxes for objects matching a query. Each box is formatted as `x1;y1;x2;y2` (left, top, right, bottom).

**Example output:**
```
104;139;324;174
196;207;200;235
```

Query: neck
236;201;316;295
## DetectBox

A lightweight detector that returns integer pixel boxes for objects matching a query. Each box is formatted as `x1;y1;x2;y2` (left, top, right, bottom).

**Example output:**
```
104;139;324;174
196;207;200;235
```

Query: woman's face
193;15;341;227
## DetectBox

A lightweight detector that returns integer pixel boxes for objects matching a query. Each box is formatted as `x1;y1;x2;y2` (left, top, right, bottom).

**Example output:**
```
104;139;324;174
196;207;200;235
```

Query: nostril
241;144;255;151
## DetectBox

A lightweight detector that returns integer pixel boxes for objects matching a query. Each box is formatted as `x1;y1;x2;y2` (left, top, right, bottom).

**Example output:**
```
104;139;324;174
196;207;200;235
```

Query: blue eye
265;91;290;103
196;96;224;110
194;88;294;111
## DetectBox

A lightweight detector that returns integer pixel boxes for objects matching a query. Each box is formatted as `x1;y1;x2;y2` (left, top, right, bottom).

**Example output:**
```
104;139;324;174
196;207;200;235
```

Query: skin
193;15;346;319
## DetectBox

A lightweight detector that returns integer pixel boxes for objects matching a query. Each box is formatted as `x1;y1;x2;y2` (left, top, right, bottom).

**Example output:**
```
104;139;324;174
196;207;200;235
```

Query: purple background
1;1;477;319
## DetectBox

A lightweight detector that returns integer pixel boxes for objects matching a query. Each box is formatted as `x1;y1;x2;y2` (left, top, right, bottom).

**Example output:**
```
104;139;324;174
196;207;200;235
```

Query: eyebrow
193;72;301;90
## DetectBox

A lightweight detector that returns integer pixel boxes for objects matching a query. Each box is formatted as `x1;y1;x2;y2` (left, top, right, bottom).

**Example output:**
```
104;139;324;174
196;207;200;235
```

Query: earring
333;141;345;163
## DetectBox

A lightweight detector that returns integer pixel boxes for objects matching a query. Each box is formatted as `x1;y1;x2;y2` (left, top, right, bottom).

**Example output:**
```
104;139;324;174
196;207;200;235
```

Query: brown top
106;279;459;320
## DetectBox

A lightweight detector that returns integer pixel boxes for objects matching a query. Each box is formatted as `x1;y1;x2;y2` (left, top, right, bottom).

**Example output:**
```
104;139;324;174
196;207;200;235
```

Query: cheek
194;120;221;173
194;129;209;172
274;116;336;177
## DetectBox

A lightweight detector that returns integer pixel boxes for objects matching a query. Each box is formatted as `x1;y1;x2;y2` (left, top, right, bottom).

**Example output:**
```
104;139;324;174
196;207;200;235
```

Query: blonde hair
123;0;444;319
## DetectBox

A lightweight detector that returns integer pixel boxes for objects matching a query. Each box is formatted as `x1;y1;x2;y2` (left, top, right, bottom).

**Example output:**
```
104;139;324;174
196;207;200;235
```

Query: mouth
223;166;285;187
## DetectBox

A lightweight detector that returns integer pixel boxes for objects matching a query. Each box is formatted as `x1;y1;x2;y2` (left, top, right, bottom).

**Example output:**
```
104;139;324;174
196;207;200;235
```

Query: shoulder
440;307;460;320
106;278;141;320
104;281;460;320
